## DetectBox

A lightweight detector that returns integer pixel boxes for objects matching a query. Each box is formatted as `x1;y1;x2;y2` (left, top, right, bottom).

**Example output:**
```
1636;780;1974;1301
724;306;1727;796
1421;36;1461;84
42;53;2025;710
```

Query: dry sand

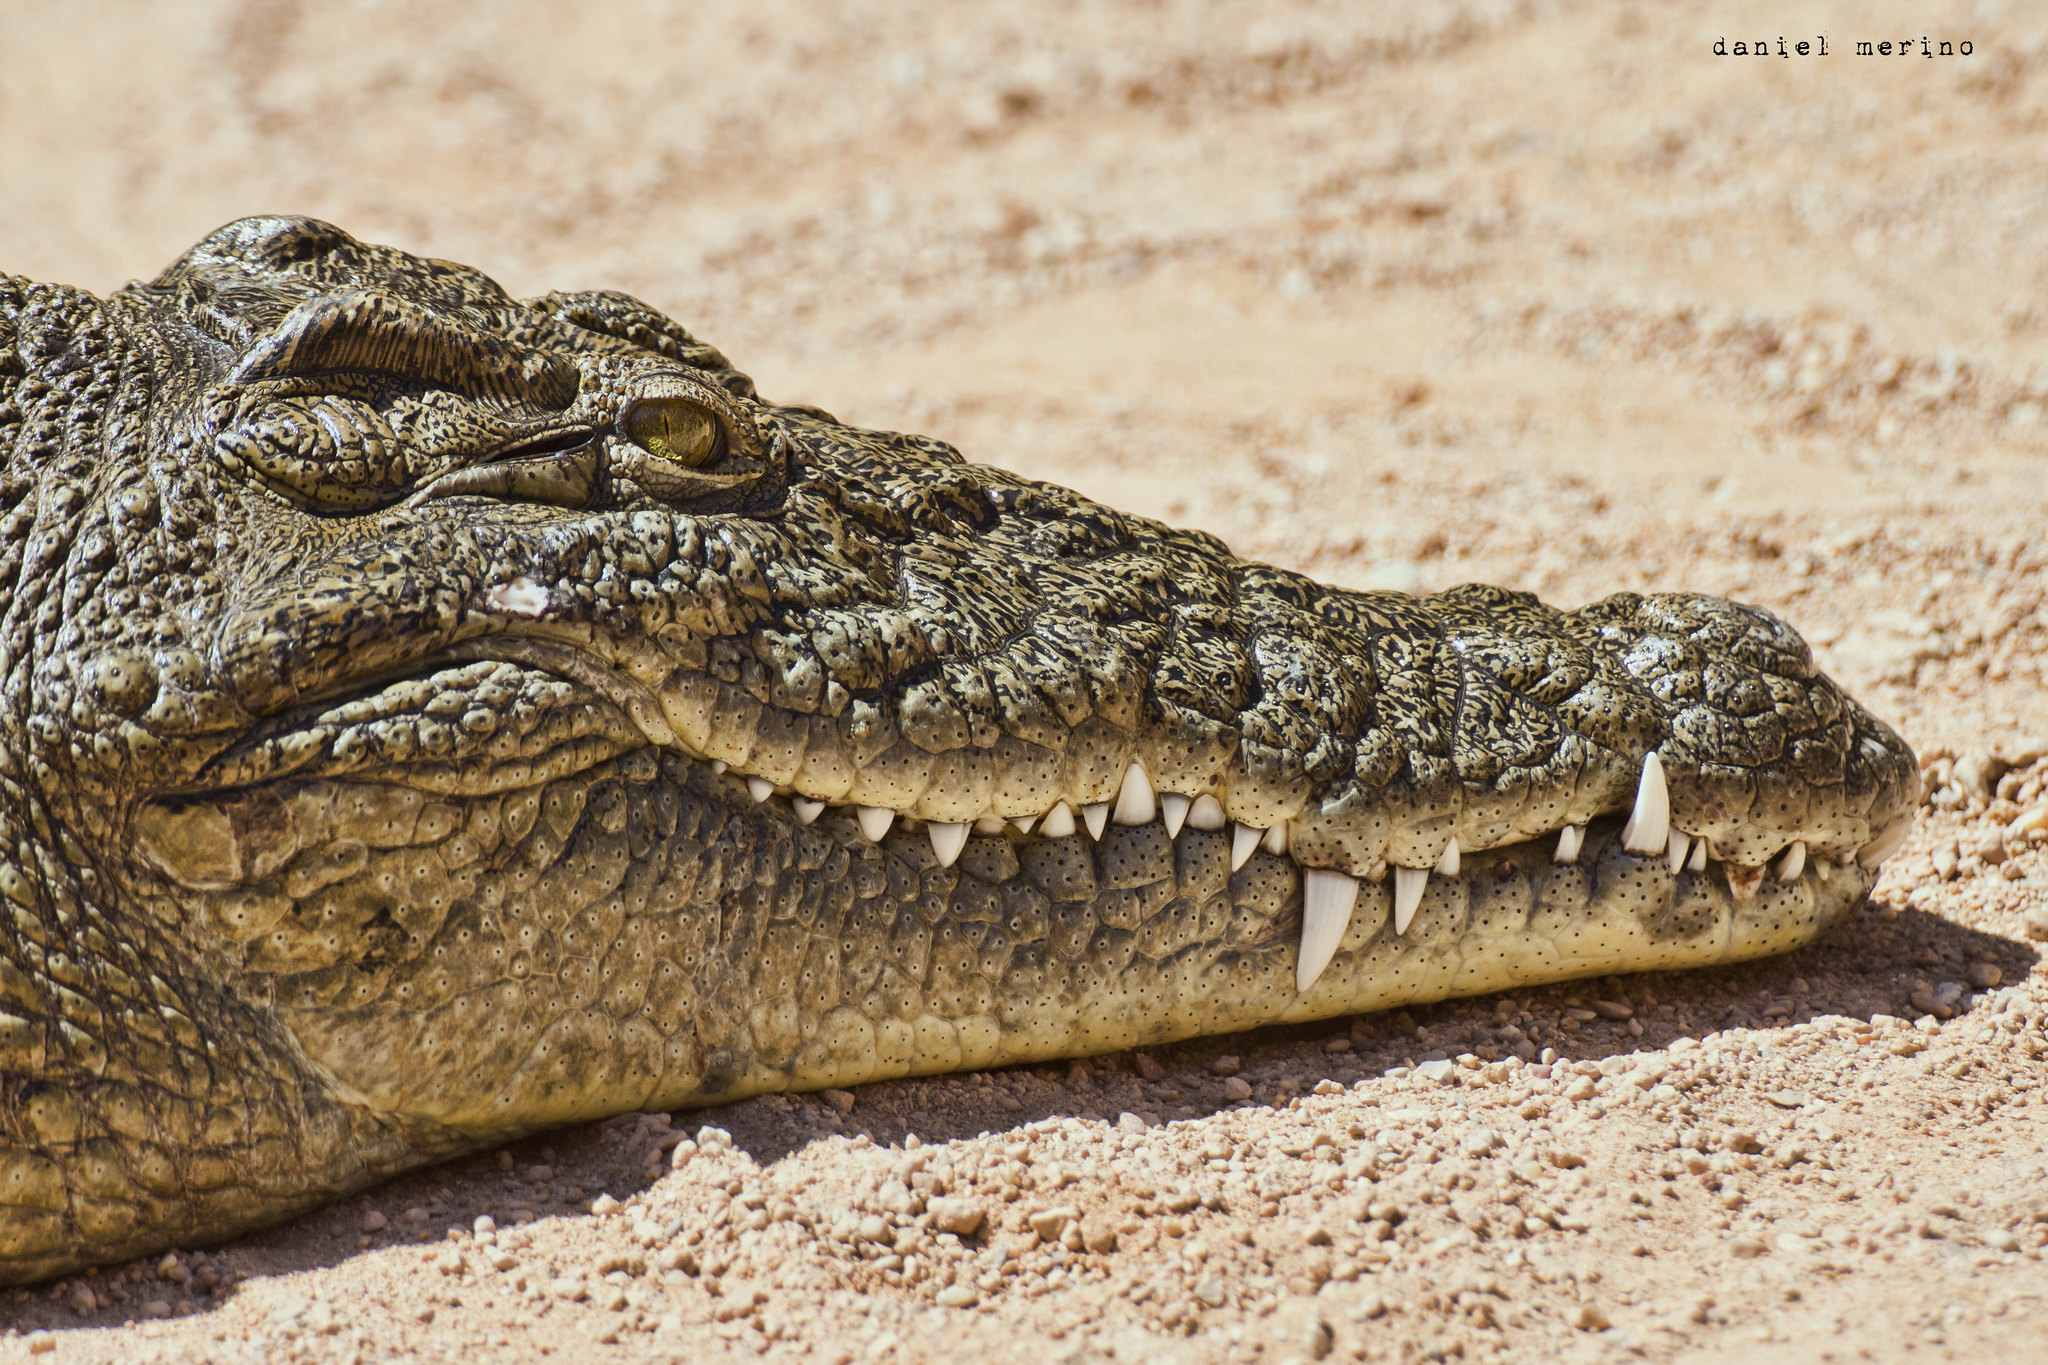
1;2;2045;1360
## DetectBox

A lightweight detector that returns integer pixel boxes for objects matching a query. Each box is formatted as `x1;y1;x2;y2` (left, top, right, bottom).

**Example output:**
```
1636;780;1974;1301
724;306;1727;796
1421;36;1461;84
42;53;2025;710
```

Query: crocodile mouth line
185;634;1915;999
649;744;1906;993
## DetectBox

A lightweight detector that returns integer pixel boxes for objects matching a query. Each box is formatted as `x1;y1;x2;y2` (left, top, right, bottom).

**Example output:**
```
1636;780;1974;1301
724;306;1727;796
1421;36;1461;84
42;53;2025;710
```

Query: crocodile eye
620;397;723;468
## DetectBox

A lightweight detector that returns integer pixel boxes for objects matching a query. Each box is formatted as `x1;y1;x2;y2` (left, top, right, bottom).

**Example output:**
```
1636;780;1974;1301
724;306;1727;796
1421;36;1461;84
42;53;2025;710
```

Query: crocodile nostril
619;396;724;468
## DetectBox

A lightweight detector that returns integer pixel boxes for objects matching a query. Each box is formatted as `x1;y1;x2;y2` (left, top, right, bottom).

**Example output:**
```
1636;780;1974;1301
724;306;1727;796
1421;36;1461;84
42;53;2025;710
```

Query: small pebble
1222;1078;1253;1101
1027;1206;1078;1241
928;1197;987;1236
1728;1237;1766;1259
1210;1055;1242;1076
821;1089;857;1114
935;1284;979;1308
1460;1126;1501;1157
362;1211;388;1233
1573;1302;1611;1330
2006;806;2048;840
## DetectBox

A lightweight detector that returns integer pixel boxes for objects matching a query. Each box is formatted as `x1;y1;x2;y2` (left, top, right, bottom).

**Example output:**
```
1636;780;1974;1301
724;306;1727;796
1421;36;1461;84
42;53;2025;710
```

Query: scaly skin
0;218;1915;1282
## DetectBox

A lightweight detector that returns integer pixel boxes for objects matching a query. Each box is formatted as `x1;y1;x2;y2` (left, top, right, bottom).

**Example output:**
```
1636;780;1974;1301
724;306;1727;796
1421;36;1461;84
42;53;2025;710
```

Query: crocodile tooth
1553;824;1584;864
1815;858;1832;882
1775;840;1806;882
1262;822;1289;855
1687;837;1707;873
1011;814;1039;836
1112;763;1156;827
1858;812;1913;868
711;759;728;775
1620;753;1671;855
746;776;775;804
857;805;896;842
1041;802;1077;838
792;798;824;825
1083;802;1110;839
1297;870;1360;992
1187;795;1228;831
1667;831;1690;874
1230;823;1262;871
1161;793;1191;838
1393;867;1428;934
928;821;969;868
975;816;1007;835
1434;837;1460;877
1726;863;1764;901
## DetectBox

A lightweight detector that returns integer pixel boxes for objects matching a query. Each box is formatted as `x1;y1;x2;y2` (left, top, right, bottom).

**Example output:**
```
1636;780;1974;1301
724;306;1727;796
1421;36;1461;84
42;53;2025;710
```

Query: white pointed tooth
1858;812;1913;869
975;816;1007;835
710;759;728;775
792;798;824;825
857;805;896;842
1161;793;1191;838
1775;840;1806;882
1187;795;1227;831
1393;866;1429;935
1112;762;1157;827
1620;752;1671;855
746;776;775;804
1726;863;1764;901
1040;803;1077;838
1297;870;1360;993
1686;837;1707;872
1083;802;1110;839
1667;830;1689;874
1434;837;1460;877
1230;823;1263;871
1553;823;1584;864
928;821;969;868
1011;814;1039;836
1815;858;1832;882
1263;822;1290;855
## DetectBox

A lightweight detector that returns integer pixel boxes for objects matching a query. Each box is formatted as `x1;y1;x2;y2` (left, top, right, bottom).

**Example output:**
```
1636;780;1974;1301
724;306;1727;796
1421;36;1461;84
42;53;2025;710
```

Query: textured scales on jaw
0;214;1919;1285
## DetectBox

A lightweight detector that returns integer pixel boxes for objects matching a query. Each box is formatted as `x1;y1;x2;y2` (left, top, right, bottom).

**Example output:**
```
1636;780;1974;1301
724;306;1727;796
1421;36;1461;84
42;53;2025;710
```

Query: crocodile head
0;216;1915;1280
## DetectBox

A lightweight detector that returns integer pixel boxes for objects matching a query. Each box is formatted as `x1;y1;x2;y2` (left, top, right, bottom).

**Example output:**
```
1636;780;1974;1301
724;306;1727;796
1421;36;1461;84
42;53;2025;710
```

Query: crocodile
0;217;1916;1283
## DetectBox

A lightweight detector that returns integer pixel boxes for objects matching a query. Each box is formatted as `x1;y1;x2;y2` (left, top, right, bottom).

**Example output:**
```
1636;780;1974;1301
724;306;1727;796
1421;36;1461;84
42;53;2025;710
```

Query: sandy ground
3;1;2047;1360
